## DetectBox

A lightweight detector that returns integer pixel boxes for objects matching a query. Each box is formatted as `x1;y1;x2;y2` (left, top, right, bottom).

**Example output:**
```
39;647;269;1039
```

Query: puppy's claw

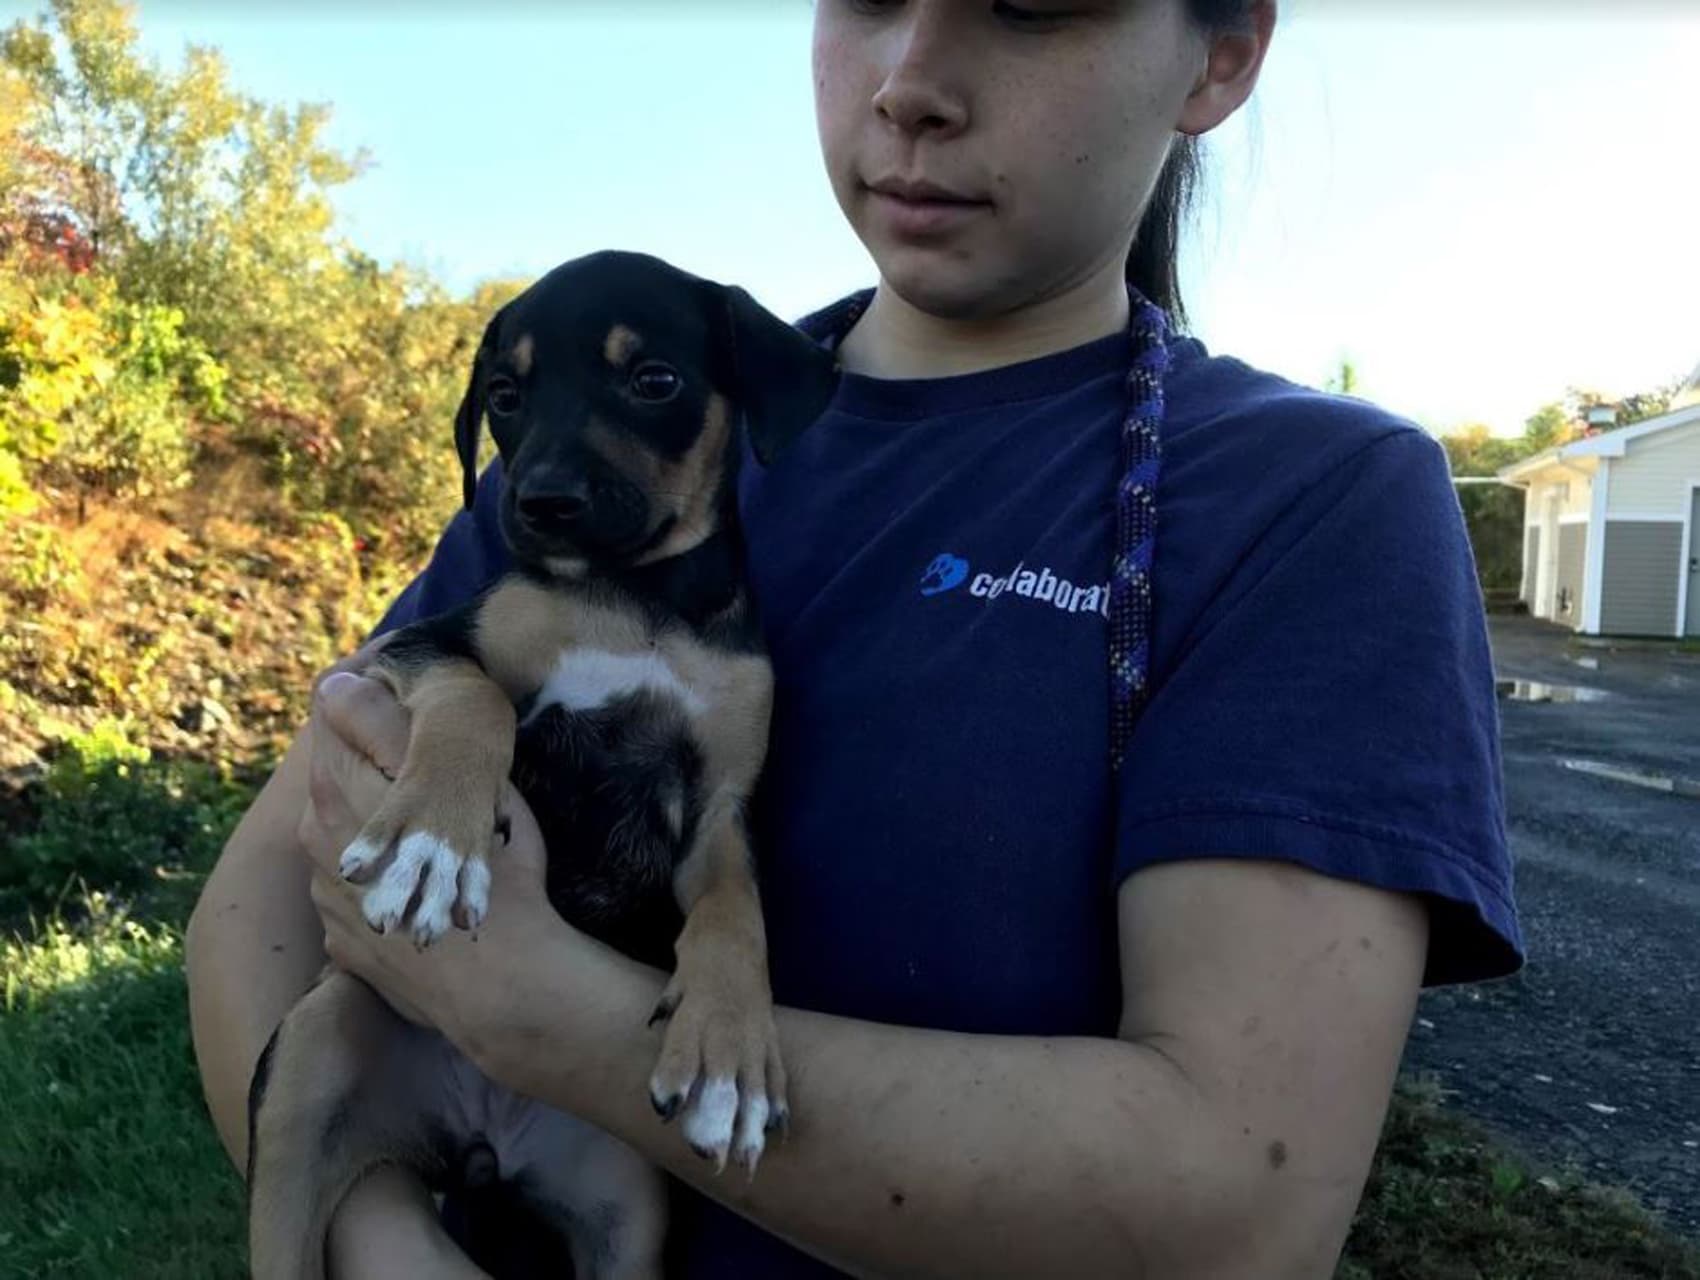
733;1091;771;1174
688;1140;725;1171
455;857;491;932
650;1089;684;1123
647;992;681;1028
409;841;462;946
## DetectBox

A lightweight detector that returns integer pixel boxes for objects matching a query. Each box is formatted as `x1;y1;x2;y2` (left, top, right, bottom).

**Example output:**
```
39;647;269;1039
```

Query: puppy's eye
486;377;522;416
629;362;682;404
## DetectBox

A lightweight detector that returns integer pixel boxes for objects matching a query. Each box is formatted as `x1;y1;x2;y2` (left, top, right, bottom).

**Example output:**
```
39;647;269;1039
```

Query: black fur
244;1028;279;1194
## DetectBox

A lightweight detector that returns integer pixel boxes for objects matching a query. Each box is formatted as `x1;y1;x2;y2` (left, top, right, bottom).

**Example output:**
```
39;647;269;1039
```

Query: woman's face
813;0;1224;320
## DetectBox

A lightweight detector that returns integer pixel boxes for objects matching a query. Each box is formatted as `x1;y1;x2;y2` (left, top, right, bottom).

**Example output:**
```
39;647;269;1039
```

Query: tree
1521;402;1572;452
1324;357;1360;397
0;0;492;551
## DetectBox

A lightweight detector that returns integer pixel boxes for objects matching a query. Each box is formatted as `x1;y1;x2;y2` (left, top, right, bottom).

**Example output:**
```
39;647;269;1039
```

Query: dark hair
1126;0;1257;328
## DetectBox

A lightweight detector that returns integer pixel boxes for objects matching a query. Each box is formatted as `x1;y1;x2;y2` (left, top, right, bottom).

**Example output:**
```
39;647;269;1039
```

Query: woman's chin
869;249;1020;323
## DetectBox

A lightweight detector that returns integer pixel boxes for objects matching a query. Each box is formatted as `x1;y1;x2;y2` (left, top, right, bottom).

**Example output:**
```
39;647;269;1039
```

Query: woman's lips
865;183;991;238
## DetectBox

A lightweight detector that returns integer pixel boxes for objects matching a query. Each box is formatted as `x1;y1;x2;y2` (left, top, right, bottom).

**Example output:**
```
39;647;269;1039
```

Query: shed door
1687;489;1700;637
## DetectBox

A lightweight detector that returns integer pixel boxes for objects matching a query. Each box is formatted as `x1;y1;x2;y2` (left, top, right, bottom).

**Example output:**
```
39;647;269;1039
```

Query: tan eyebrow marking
604;324;640;366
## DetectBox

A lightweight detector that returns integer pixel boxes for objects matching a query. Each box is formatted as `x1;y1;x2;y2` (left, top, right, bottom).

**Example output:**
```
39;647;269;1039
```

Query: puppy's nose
517;482;591;528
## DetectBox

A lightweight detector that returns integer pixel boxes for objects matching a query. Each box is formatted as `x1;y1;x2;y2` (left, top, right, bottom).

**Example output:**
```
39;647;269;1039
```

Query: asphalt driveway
1401;614;1700;1236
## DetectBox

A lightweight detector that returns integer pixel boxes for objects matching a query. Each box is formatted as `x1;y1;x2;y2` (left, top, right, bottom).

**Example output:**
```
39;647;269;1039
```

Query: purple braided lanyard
1110;286;1171;772
817;284;1170;772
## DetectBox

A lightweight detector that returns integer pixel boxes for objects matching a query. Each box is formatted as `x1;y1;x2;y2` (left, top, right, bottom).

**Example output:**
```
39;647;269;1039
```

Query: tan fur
249;973;408;1280
359;656;517;862
583;418;656;499
511;332;535;376
669;644;773;794
604;323;640;366
643;392;732;564
469;575;773;786
470;576;651;698
647;799;784;1119
576;396;734;568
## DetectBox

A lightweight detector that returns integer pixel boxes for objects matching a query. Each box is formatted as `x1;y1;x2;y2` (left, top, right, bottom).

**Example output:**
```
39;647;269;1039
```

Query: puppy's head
454;251;838;576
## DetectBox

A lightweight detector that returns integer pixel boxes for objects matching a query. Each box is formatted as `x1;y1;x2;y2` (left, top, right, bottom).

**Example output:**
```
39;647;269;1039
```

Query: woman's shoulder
1166;336;1429;455
1161;337;1448;504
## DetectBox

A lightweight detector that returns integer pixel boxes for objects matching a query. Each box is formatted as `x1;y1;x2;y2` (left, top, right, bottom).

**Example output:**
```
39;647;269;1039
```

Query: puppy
246;250;839;1279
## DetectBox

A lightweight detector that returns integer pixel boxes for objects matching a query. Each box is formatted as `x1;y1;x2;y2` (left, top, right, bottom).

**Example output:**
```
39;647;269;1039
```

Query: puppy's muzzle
515;478;592;533
511;466;653;558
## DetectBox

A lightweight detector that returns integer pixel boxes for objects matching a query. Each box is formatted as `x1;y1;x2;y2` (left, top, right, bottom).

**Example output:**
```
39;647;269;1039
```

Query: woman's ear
1177;1;1276;138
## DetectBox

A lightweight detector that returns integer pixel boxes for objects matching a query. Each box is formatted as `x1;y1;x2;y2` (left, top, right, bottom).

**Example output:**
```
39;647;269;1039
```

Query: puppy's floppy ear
720;285;839;466
454;309;504;510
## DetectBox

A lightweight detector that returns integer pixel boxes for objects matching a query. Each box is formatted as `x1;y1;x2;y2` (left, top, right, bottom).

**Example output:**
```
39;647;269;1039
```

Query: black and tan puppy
246;250;838;1279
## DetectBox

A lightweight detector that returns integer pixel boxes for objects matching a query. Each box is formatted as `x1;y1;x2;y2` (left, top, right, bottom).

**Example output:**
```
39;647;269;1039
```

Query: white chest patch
524;647;705;725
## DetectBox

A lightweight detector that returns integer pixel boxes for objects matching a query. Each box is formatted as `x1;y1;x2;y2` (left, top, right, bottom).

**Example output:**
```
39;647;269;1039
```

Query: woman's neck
835;261;1130;380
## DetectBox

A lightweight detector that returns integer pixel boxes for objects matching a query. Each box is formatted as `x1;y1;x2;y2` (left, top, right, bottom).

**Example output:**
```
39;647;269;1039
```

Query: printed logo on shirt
919;553;971;596
919;553;1111;618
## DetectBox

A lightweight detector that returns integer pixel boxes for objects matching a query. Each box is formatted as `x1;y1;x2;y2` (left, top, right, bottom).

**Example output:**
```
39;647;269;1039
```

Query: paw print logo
919;553;970;597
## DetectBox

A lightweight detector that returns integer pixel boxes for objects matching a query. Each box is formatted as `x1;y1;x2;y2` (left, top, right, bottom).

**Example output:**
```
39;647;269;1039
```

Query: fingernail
317;671;359;702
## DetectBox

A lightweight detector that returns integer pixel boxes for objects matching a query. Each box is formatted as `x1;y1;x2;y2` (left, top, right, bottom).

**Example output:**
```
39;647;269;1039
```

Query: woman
188;1;1523;1275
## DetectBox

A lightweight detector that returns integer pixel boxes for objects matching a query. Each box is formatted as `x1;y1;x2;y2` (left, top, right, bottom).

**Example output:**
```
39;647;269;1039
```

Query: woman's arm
308;674;1428;1280
185;726;324;1169
184;668;488;1279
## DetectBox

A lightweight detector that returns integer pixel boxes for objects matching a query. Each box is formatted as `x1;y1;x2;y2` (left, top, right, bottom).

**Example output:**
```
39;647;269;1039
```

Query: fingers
496;782;547;879
316;671;411;778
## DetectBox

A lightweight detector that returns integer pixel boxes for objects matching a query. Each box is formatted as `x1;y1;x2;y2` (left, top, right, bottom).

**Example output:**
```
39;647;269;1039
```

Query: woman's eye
486;377;521;416
992;1;1072;29
630;362;683;403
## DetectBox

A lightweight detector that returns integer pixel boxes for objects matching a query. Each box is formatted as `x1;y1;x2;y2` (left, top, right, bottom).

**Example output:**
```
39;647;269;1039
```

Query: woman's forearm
454;927;1272;1280
186;729;492;1280
185;733;327;1168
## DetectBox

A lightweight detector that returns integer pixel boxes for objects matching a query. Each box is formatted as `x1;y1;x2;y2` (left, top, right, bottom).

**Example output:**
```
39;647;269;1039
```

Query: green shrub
0;718;251;914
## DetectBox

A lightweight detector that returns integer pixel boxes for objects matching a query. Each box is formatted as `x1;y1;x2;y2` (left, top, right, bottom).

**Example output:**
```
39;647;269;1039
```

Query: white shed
1498;405;1700;637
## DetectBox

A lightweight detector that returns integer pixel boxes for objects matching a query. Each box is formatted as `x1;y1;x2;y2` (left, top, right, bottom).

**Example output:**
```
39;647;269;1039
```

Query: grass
1;895;245;1277
1343;1078;1700;1279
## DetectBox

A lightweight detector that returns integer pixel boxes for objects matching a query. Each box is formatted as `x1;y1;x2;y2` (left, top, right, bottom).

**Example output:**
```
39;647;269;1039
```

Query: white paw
680;1076;740;1172
339;836;386;880
733;1090;771;1172
360;833;462;941
456;856;492;932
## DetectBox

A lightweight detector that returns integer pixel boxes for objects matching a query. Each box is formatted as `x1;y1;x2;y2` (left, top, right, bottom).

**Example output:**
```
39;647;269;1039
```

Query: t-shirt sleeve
363;461;512;644
1115;427;1523;986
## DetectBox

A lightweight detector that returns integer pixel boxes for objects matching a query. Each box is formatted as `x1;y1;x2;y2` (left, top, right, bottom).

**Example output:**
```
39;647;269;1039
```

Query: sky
8;0;1698;437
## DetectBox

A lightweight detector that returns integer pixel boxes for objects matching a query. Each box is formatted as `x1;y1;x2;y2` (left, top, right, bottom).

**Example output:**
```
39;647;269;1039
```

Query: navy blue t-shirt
370;318;1523;1276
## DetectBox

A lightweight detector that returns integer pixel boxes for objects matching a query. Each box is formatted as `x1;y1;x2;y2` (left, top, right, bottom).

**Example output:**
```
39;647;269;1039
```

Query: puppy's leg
336;647;517;945
247;972;447;1280
500;1117;669;1280
647;797;787;1175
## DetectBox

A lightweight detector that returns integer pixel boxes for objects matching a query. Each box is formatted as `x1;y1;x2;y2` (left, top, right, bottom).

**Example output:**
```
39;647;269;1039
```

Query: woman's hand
299;669;563;1046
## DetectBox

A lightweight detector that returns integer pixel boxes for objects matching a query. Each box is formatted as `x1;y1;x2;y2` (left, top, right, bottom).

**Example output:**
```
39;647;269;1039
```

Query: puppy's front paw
646;942;787;1175
338;778;503;945
357;832;485;944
